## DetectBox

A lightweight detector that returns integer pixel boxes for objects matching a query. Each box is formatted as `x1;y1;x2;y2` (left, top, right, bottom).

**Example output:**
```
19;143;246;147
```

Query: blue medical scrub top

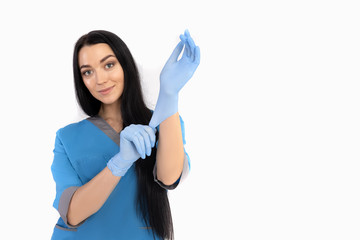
50;114;189;240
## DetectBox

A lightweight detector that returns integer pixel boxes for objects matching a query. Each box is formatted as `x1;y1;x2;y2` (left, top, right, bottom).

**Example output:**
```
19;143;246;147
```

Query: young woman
50;29;200;239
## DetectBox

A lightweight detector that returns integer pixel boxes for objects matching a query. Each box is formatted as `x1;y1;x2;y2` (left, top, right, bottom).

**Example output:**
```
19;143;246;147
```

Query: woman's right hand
107;124;156;177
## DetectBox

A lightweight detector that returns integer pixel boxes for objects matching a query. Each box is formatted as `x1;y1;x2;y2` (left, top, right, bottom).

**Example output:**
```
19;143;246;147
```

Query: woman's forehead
78;43;115;65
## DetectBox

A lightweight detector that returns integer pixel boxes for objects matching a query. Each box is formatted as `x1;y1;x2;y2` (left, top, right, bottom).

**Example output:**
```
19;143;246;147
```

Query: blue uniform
50;114;190;239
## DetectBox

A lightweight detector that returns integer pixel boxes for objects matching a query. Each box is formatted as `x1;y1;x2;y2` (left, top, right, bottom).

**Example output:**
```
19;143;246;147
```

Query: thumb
165;41;184;65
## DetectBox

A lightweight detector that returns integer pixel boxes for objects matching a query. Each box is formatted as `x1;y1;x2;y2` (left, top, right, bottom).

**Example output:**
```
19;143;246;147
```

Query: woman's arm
67;167;120;226
155;112;185;186
149;30;199;186
68;124;156;226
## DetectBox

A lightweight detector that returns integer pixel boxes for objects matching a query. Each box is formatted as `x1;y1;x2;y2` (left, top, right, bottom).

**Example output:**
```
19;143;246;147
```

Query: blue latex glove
149;29;200;129
107;124;156;176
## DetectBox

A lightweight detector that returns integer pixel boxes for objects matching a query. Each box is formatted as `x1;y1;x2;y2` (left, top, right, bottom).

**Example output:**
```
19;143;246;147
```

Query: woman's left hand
159;29;200;96
149;29;200;129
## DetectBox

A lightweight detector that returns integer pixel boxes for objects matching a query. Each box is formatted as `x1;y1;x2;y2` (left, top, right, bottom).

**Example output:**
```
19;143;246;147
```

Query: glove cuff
149;91;178;129
107;155;129;177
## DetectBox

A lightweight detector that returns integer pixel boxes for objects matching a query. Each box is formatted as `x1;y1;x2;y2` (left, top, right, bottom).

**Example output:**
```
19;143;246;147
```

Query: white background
0;0;359;239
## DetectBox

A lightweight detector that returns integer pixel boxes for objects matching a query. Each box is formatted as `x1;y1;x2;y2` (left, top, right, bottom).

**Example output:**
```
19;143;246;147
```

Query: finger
137;134;147;159
187;36;196;61
194;45;201;65
139;129;151;157
166;41;184;65
121;124;138;139
180;33;186;41
184;29;196;59
184;29;191;37
143;126;156;148
180;34;191;58
131;135;143;159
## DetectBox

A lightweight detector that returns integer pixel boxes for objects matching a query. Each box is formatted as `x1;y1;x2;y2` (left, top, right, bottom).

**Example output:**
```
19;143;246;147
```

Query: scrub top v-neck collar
86;115;120;146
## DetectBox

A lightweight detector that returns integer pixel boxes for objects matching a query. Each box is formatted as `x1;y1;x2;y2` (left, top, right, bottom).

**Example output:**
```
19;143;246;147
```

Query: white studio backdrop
0;0;359;239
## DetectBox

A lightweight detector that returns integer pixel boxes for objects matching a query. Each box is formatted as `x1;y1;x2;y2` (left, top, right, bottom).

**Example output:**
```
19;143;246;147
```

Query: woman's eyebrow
80;64;91;70
80;55;116;70
100;54;115;63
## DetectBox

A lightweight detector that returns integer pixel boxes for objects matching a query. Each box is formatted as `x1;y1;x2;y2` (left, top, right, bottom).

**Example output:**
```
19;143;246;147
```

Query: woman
50;29;200;240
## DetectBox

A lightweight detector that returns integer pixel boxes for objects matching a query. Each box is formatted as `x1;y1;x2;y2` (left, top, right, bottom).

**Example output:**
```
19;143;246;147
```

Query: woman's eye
82;70;92;76
105;62;114;69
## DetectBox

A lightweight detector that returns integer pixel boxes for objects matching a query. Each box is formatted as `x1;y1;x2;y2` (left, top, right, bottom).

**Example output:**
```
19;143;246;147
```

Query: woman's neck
98;100;122;123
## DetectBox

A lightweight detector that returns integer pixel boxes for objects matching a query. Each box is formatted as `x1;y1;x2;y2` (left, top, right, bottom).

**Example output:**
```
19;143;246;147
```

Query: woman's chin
98;95;121;105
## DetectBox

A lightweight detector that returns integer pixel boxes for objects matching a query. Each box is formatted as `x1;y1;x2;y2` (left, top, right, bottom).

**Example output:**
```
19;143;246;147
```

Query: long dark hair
73;30;173;240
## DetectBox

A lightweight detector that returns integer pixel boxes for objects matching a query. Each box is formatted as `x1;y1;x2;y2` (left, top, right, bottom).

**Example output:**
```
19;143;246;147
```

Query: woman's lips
99;86;114;95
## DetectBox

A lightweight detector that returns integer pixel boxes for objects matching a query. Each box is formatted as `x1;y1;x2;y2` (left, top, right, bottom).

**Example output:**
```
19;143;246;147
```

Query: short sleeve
153;114;190;190
51;129;85;228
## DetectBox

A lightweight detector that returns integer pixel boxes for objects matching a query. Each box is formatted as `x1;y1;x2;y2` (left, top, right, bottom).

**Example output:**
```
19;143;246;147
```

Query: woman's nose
95;70;108;85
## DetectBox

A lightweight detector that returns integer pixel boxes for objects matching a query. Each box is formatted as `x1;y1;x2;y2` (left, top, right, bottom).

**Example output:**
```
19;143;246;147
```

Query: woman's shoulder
56;117;91;139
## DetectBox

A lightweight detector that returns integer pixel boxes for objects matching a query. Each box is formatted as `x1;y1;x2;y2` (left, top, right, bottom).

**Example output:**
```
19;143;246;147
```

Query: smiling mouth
99;86;114;94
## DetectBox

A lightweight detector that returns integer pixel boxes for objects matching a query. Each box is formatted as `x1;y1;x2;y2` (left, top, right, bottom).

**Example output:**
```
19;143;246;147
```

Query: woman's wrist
149;91;179;129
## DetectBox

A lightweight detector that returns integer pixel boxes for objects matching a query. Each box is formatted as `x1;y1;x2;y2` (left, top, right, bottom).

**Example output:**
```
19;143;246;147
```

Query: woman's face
78;43;124;105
